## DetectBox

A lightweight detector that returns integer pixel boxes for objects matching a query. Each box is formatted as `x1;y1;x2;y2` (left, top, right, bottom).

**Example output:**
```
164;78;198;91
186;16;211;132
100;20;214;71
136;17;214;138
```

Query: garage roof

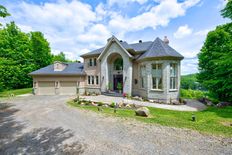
29;62;85;76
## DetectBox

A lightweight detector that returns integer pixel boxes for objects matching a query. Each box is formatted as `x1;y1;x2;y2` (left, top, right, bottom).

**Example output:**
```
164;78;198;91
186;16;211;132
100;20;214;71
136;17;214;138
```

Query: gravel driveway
0;95;231;155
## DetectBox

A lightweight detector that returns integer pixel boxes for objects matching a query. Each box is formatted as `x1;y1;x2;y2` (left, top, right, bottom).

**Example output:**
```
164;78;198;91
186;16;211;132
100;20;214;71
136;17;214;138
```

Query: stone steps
102;92;123;97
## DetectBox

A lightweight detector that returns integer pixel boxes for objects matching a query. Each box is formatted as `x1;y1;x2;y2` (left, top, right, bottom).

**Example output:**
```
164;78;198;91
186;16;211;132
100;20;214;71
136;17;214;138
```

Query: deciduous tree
198;23;232;102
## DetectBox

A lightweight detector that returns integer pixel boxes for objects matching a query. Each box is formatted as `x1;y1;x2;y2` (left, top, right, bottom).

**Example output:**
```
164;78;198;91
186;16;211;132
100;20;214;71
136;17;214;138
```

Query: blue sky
0;0;228;74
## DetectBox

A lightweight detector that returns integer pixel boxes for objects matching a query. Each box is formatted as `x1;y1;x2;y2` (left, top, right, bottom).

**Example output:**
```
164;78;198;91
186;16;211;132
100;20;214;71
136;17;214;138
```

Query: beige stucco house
30;36;184;103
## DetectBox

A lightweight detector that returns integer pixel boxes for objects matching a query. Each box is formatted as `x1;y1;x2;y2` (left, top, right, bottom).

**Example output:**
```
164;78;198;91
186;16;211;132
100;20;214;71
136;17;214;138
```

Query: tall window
140;65;146;88
88;76;91;84
96;76;99;85
91;76;94;84
170;63;177;90
94;58;97;66
152;64;162;90
114;58;123;70
88;76;95;85
89;59;92;66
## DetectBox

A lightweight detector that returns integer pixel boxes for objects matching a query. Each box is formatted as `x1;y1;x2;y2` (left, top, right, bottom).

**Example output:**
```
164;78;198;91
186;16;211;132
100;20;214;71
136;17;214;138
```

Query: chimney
119;40;123;42
163;36;169;44
139;40;142;43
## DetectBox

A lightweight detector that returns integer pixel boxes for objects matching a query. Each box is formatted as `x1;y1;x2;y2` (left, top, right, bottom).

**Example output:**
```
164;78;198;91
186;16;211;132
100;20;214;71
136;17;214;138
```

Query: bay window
152;64;162;90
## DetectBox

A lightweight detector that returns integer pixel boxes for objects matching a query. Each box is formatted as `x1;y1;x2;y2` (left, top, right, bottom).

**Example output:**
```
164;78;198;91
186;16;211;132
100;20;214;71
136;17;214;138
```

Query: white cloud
174;25;193;39
217;0;228;9
77;24;111;44
108;0;200;37
194;29;211;36
2;0;203;74
181;58;199;75
108;0;148;6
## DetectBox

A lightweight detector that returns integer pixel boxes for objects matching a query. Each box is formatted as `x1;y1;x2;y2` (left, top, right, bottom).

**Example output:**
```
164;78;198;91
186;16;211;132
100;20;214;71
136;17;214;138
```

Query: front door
113;74;123;92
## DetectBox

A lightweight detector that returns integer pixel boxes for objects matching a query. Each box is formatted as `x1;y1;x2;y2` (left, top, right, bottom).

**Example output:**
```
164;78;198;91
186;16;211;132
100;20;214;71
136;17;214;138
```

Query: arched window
114;58;123;70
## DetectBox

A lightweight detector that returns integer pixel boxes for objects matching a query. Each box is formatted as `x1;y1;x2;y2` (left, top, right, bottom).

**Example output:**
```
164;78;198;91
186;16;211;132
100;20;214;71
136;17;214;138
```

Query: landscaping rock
125;104;131;108
91;102;98;106
102;104;109;107
216;102;232;108
118;102;123;108
198;98;213;106
133;96;140;99
135;107;150;117
171;100;180;105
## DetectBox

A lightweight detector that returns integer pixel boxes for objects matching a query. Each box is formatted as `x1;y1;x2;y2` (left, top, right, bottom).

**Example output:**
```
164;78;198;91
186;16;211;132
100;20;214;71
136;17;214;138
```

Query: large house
30;36;184;103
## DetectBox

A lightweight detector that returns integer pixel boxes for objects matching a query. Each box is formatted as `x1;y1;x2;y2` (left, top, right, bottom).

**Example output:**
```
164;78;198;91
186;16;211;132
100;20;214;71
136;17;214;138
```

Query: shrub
110;102;115;108
181;89;206;99
97;102;104;106
73;96;80;102
84;101;90;105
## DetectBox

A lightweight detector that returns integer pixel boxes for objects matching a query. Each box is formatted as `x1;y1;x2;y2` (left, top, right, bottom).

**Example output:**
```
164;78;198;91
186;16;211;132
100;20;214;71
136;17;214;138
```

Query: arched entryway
107;53;123;93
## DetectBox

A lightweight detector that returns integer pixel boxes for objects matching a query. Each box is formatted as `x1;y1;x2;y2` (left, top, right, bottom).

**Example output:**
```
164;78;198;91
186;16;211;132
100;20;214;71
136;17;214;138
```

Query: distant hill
181;73;203;90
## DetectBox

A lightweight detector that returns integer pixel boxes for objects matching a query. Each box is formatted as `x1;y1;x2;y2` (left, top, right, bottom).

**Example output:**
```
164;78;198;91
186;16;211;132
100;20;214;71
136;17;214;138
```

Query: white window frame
151;64;163;90
170;63;178;90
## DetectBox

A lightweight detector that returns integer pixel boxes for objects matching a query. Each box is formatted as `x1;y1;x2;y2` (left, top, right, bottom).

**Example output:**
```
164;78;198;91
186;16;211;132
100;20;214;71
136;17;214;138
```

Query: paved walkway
82;95;207;111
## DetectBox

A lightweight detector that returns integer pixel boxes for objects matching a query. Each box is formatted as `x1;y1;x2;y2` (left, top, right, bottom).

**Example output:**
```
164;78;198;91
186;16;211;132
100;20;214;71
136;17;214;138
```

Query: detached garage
29;62;85;95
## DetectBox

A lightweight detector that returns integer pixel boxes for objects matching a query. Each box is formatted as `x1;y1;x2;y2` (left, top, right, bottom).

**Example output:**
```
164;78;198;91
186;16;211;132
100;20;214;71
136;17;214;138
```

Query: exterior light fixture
192;113;196;122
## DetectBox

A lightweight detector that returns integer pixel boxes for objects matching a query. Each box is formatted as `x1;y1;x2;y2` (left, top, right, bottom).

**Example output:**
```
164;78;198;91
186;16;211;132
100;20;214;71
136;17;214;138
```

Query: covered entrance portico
98;36;133;95
107;53;123;93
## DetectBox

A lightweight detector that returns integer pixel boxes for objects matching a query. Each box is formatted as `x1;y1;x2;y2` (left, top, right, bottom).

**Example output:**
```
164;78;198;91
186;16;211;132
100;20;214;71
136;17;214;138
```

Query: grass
68;101;232;137
0;88;32;98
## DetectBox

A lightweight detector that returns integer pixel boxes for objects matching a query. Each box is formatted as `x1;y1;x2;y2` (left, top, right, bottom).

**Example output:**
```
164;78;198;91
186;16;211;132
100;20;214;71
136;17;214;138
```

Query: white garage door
60;81;77;95
38;81;55;95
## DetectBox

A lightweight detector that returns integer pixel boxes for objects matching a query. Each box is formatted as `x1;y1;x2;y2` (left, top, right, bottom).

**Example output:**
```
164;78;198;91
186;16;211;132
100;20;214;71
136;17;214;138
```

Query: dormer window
54;61;67;71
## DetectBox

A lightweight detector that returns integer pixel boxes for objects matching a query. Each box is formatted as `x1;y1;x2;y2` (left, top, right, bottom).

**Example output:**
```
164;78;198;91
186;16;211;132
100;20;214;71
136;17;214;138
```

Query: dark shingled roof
137;37;184;60
29;62;85;76
130;41;153;52
80;37;183;60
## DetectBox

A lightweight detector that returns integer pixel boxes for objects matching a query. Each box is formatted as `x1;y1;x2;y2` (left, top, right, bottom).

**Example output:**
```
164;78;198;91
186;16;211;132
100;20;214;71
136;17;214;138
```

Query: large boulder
198;98;213;106
216;102;232;108
135;107;150;117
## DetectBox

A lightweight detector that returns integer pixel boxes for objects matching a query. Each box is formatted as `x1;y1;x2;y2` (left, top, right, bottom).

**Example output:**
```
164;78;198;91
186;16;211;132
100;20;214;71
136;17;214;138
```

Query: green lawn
68;101;232;137
0;88;32;98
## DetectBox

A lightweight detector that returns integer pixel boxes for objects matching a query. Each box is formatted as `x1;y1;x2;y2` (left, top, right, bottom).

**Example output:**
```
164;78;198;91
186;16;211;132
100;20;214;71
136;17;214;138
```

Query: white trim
97;35;133;61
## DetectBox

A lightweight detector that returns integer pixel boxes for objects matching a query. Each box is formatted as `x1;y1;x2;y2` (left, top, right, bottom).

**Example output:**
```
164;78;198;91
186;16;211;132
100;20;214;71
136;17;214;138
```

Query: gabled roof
137;37;184;60
97;35;133;60
80;36;184;60
29;62;85;76
80;41;152;57
130;41;153;52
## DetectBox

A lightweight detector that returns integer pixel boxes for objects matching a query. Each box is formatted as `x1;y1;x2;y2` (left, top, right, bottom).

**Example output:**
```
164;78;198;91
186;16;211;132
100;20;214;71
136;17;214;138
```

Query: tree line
0;5;73;91
197;0;232;102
